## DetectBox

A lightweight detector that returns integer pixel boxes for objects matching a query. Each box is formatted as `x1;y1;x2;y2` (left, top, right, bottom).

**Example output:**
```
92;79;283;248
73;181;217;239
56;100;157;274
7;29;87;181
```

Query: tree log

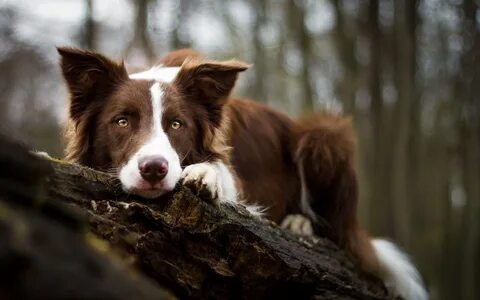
0;135;390;299
0;136;172;300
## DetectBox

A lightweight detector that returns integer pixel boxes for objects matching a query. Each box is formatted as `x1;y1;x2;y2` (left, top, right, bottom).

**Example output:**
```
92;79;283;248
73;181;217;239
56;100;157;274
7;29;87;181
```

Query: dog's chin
122;185;172;199
119;174;179;199
133;189;167;199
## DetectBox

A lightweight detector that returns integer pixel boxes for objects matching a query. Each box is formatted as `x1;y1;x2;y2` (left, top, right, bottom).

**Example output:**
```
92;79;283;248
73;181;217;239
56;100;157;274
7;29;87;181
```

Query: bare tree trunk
405;0;421;257
287;0;315;112
124;0;155;62
390;0;417;247
457;2;480;299
366;0;391;237
272;5;289;109
331;0;358;115
251;0;269;103
170;0;191;49
81;0;96;49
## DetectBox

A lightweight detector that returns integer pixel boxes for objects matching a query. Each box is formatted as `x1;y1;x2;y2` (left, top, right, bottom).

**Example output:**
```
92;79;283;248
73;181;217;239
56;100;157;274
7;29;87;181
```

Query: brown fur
225;99;301;220
59;47;130;166
293;113;378;273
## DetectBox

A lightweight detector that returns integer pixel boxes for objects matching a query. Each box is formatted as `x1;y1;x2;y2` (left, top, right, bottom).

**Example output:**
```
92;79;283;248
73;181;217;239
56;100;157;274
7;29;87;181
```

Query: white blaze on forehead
129;65;181;83
150;82;163;133
137;82;177;159
118;81;182;198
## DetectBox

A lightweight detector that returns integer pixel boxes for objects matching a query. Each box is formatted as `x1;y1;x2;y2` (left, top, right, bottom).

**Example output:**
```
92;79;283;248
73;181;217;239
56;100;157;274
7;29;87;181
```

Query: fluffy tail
293;113;427;299
372;239;428;300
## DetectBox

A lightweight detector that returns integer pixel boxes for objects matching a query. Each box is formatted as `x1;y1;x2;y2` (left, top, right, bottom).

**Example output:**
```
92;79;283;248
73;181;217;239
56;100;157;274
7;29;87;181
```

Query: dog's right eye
116;117;129;127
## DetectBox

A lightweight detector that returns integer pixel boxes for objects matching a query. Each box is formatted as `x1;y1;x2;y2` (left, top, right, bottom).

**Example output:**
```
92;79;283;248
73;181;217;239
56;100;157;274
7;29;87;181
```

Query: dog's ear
174;58;250;105
57;47;128;120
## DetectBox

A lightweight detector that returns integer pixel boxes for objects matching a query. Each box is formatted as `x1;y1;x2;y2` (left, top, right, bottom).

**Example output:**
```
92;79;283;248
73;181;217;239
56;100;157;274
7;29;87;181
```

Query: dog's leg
294;114;358;246
181;161;265;216
294;114;428;300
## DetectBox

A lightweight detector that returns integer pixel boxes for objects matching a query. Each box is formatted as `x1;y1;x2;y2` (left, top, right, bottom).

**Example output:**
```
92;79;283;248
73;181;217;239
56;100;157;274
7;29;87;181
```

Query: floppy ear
57;47;128;120
174;58;250;105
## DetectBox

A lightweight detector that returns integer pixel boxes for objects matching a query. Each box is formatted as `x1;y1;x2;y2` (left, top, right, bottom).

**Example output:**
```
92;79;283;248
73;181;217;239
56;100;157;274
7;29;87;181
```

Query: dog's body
58;47;427;300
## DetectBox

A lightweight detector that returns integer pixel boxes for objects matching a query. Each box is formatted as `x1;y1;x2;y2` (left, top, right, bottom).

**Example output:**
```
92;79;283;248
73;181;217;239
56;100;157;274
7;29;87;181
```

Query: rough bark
0;135;390;299
0;136;172;300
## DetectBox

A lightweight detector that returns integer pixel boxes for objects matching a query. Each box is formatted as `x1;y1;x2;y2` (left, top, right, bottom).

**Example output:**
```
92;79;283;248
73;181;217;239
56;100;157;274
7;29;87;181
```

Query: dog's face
58;48;247;198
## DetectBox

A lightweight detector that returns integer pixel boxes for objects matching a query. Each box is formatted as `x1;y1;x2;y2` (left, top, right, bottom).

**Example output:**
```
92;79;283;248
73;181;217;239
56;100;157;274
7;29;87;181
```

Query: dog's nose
138;156;168;184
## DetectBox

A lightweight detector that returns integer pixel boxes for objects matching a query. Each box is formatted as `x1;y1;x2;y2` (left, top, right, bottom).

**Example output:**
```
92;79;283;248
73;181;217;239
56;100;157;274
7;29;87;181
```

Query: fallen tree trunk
1;135;390;299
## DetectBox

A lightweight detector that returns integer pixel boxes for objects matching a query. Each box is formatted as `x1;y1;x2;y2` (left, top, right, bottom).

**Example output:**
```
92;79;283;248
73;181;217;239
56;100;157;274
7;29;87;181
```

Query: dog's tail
372;239;428;300
293;113;427;300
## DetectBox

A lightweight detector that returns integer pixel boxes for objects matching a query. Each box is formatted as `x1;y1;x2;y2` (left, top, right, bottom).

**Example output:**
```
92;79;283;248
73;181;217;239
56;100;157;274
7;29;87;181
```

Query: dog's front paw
281;214;314;236
181;161;238;204
181;163;220;203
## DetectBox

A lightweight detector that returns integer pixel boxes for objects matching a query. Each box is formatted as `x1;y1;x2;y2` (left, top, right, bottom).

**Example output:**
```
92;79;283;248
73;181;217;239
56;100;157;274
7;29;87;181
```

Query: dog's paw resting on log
57;47;428;300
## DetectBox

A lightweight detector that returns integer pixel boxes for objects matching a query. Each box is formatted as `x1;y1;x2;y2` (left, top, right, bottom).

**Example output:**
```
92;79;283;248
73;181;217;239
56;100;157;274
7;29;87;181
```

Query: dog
57;47;427;300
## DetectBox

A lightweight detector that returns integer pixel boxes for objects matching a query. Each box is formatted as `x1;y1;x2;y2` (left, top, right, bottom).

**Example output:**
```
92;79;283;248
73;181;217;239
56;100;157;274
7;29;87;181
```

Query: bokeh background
0;0;479;299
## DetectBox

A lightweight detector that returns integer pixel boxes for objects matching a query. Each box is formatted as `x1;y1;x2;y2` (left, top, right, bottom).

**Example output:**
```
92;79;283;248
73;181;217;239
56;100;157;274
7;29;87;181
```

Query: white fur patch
150;82;163;133
297;161;317;222
242;203;266;217
119;82;182;198
372;239;428;300
129;65;180;83
31;151;52;160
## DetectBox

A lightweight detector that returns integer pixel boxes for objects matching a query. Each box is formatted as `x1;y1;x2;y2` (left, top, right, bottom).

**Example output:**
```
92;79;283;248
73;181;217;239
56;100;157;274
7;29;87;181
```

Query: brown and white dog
58;47;427;300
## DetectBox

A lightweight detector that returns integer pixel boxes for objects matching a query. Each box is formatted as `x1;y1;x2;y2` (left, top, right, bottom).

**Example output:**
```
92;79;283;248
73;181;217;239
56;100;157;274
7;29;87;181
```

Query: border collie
57;47;427;300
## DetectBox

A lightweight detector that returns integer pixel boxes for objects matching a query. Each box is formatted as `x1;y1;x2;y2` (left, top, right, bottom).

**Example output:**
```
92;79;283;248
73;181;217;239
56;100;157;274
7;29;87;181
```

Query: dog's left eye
116;117;129;127
171;120;182;130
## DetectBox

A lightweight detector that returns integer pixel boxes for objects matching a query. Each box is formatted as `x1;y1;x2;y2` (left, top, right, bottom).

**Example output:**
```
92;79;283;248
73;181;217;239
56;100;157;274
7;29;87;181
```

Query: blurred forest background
0;0;479;299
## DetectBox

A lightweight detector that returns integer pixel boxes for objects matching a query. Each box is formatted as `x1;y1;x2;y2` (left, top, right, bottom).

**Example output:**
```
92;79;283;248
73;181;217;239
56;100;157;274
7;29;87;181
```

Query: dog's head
58;47;248;198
